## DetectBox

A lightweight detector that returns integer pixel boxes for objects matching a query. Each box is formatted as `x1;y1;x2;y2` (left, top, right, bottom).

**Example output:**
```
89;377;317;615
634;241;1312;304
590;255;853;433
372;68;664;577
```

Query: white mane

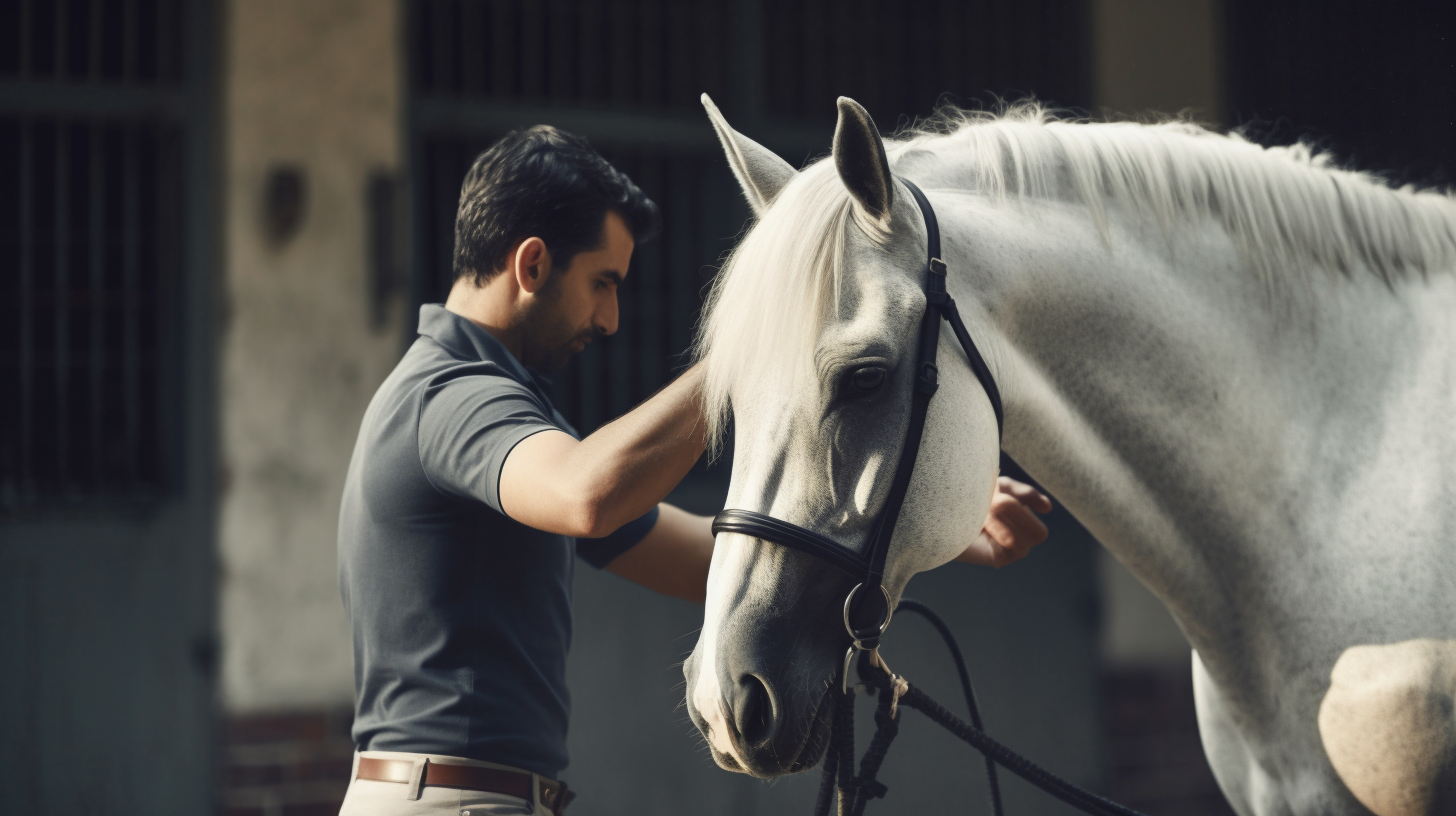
694;159;856;451
694;103;1456;447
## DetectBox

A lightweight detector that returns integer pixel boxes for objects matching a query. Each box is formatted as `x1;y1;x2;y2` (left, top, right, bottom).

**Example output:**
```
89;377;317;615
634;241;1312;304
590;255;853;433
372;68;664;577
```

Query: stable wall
1091;3;1233;812
1090;0;1221;672
218;0;403;716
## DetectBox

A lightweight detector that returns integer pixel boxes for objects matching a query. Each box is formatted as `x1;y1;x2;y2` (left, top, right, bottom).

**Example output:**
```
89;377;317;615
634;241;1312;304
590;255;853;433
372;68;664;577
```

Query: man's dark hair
453;126;661;286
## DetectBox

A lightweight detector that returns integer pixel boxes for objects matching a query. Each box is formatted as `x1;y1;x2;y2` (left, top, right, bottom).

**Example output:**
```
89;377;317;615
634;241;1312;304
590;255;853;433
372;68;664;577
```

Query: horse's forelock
694;163;857;456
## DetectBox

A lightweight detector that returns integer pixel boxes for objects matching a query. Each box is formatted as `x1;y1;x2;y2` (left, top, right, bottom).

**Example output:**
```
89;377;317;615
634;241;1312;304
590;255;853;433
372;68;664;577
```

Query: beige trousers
338;750;554;816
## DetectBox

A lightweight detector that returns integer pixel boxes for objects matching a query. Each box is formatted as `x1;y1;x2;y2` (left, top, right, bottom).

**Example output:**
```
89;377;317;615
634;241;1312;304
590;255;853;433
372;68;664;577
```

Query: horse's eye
850;366;887;392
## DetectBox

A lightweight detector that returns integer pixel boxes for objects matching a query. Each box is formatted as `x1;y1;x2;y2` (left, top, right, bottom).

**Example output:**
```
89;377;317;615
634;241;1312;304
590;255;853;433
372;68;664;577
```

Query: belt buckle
538;777;572;814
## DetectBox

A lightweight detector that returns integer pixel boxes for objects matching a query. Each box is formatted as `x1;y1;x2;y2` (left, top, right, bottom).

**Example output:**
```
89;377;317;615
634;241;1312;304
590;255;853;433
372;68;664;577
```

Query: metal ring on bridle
841;584;893;693
843;583;893;645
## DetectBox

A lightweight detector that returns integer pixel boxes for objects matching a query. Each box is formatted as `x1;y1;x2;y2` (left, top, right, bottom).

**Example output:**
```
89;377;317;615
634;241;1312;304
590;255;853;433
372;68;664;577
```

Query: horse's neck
931;188;1456;657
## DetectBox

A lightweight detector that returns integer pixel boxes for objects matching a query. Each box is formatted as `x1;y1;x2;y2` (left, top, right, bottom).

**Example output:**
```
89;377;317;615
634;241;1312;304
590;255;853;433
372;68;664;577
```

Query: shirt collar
416;304;538;385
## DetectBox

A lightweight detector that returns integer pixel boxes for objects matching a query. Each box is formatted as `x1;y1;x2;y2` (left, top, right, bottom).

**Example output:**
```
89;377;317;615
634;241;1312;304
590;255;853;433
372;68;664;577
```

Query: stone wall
218;0;404;713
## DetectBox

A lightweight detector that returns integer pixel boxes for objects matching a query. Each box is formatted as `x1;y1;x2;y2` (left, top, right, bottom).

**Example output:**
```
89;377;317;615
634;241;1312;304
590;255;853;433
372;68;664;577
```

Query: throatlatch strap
899;179;1003;440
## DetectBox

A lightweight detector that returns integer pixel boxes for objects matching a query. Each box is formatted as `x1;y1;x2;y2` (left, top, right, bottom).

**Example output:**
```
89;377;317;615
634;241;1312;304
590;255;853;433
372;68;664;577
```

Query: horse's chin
705;685;837;778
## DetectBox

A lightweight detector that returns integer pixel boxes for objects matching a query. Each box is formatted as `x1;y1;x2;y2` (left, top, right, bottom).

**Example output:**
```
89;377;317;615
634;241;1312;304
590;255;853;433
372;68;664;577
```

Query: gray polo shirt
338;304;658;779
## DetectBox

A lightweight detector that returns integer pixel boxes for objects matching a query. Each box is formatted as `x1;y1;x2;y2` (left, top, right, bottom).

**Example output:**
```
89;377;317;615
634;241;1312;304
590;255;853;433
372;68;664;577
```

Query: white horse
682;93;1456;816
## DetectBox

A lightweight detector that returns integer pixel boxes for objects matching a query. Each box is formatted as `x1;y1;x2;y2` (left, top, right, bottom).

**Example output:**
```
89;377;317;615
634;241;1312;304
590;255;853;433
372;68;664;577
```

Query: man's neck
444;277;525;361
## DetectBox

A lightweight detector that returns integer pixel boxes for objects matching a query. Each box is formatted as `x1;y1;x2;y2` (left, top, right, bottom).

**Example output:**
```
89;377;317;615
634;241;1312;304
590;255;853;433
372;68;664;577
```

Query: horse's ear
701;93;796;216
833;97;893;223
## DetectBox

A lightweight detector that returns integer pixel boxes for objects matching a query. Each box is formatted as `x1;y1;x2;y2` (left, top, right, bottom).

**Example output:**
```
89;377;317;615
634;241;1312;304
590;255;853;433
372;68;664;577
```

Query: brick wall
1103;667;1237;816
221;710;355;816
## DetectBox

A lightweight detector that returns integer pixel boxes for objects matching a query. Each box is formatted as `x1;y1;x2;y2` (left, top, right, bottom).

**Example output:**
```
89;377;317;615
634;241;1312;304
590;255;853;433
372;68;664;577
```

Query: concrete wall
219;0;404;713
1090;0;1224;672
1093;0;1224;123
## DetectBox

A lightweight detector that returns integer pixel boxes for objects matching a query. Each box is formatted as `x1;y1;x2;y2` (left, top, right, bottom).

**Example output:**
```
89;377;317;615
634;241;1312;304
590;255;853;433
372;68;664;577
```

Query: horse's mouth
701;684;838;778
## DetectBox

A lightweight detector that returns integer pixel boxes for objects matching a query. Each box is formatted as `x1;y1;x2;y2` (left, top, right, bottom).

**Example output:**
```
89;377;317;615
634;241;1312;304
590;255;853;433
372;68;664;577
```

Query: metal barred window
1;0;188;506
410;0;733;112
762;0;1091;124
409;0;1089;434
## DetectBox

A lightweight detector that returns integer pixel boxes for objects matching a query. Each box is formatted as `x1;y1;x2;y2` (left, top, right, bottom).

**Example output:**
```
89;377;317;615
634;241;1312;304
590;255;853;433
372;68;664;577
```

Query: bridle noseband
711;178;1005;687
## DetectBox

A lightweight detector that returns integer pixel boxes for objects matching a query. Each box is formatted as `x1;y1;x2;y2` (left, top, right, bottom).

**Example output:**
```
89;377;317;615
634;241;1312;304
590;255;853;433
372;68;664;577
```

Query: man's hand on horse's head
956;477;1052;568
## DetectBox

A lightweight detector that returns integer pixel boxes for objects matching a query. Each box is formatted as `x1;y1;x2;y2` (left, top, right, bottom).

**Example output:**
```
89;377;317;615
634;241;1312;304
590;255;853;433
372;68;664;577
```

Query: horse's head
683;96;1002;776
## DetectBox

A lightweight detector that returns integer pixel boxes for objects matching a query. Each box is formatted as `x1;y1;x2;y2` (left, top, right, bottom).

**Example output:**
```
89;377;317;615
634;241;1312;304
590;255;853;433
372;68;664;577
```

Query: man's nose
597;294;619;336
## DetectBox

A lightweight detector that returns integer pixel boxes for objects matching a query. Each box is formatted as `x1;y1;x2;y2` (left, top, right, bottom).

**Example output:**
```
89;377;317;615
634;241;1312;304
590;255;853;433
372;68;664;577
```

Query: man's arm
500;365;705;538
604;503;714;603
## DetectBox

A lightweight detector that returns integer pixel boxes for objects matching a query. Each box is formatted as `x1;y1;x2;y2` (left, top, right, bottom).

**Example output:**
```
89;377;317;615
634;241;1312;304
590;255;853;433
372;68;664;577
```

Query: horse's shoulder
1318;638;1456;816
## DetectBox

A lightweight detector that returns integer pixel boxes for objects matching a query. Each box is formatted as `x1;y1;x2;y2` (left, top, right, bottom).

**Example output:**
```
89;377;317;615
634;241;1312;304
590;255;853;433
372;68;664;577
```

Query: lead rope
812;600;1151;816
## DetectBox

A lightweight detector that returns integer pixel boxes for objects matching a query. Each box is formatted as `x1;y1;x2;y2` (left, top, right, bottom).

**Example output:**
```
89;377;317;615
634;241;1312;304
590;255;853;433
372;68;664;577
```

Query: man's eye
850;366;886;392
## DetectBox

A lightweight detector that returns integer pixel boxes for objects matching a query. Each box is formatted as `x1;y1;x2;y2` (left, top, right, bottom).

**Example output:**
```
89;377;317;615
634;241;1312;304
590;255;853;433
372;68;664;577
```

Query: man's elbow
561;502;603;539
554;454;629;537
568;490;619;539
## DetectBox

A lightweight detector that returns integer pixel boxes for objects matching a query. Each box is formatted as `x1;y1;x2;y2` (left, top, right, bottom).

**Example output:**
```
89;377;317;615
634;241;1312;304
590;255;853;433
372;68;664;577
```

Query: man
337;126;1052;816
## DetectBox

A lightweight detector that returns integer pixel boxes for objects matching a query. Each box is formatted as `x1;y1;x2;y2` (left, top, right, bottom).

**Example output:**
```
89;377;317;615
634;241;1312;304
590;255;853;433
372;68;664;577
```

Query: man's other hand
955;476;1053;568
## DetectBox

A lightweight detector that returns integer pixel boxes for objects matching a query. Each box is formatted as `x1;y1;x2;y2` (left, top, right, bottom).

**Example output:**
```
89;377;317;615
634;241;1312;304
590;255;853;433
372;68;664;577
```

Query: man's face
519;210;634;371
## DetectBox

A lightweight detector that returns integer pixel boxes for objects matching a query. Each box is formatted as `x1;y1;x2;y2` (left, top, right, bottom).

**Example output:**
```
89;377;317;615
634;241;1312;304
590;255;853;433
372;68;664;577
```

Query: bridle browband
711;178;1004;669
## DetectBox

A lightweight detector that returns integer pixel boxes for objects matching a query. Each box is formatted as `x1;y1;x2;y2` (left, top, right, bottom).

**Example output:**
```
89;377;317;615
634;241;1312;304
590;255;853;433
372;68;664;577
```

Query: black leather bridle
711;178;1005;675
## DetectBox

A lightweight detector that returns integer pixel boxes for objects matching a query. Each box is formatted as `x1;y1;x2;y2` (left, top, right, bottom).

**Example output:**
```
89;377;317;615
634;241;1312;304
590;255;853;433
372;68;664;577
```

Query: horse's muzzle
684;645;840;777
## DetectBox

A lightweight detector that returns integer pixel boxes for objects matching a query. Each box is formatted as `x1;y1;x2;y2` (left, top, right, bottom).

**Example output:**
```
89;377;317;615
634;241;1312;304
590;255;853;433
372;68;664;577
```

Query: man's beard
519;283;596;371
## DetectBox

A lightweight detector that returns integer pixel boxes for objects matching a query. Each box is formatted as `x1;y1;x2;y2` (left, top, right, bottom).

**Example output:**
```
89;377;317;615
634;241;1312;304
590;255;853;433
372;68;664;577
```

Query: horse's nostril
734;674;777;746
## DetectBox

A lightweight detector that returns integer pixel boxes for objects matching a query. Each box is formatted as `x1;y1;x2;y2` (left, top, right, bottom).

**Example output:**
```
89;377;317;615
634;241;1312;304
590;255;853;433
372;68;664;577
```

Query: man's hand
955;477;1053;568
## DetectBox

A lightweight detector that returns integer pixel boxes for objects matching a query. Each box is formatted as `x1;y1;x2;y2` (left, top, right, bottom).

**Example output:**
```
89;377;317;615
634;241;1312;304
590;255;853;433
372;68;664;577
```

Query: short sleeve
576;506;660;569
417;368;562;513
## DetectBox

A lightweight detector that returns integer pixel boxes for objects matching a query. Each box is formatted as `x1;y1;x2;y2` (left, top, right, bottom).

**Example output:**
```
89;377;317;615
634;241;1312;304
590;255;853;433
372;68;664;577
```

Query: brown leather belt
356;756;573;814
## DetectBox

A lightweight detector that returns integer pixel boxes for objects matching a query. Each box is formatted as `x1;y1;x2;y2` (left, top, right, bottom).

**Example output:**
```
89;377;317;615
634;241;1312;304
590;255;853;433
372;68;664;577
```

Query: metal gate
0;1;218;813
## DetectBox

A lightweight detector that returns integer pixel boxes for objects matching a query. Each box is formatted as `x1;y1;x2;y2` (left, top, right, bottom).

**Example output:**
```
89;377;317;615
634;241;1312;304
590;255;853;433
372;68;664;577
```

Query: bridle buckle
841;584;896;694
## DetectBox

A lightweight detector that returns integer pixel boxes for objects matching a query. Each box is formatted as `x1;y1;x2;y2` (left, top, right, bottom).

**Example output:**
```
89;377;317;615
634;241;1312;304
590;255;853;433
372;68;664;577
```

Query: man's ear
513;237;551;294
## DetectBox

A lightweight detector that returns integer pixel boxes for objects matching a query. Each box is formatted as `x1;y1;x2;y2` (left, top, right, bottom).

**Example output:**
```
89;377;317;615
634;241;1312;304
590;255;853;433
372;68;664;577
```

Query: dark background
1227;0;1456;188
